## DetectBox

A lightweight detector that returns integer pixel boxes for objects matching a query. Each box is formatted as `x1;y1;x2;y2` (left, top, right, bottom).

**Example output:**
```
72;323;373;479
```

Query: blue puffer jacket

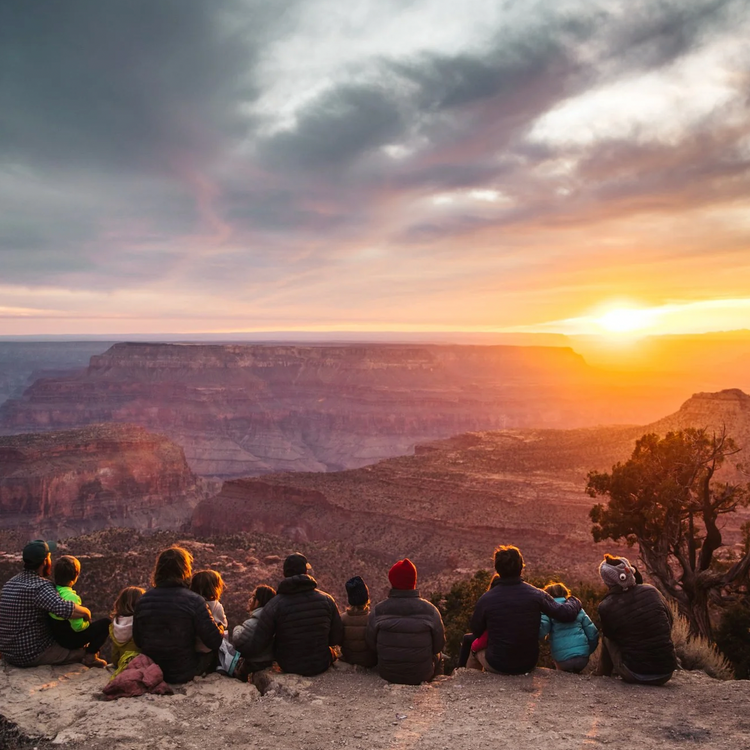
539;597;599;662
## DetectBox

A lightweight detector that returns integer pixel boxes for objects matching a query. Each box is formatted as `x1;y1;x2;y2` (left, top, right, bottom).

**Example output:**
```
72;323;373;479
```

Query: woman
133;546;223;683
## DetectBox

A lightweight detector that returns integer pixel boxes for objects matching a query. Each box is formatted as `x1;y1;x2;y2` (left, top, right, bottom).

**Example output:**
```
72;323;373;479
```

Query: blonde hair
544;582;571;599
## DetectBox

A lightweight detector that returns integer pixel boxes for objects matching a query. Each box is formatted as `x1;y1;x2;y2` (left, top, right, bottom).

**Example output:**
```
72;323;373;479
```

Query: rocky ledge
0;424;203;535
0;660;747;750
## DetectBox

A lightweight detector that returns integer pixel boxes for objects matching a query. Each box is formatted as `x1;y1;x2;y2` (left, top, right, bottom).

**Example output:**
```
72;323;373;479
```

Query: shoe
82;653;107;668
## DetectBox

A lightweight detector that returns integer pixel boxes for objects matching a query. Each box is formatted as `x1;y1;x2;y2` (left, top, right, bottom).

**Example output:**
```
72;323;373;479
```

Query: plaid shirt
0;570;75;666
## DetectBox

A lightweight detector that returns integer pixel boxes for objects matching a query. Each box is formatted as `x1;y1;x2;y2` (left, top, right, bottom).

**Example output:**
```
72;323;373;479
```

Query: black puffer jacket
236;574;343;676
470;577;581;674
366;589;445;685
133;583;223;683
598;584;677;675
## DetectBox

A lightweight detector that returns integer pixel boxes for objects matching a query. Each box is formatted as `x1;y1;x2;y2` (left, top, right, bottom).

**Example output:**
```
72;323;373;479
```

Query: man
596;554;677;685
469;545;582;674
366;558;445;685
0;540;94;667
236;552;343;676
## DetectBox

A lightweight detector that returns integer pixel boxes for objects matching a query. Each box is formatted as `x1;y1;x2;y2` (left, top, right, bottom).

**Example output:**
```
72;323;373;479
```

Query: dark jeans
50;617;111;654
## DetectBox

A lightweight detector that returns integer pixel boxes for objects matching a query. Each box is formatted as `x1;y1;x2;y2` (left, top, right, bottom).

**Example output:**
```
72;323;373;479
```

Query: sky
1;0;749;337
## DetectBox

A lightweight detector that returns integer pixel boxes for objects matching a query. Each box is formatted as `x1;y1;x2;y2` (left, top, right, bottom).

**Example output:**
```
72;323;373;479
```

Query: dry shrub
669;603;733;680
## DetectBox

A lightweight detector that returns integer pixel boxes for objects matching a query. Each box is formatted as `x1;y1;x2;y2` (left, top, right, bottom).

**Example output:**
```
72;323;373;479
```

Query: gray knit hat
599;554;636;590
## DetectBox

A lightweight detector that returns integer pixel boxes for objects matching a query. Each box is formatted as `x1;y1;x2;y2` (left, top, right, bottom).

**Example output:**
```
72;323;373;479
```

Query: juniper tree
587;428;750;639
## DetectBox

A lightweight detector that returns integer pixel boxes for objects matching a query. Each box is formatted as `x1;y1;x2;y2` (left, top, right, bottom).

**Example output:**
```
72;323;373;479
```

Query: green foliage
587;428;750;638
430;569;493;671
715;602;750;679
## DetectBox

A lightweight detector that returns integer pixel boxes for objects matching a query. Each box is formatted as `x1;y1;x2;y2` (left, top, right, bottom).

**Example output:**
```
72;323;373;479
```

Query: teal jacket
539;597;599;662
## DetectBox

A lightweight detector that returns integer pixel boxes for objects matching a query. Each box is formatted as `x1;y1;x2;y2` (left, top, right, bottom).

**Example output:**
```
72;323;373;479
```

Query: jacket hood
112;615;134;645
278;573;318;595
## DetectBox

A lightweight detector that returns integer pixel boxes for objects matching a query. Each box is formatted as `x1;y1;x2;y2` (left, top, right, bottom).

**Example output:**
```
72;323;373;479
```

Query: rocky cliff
0;342;605;477
3;660;748;750
0;424;203;534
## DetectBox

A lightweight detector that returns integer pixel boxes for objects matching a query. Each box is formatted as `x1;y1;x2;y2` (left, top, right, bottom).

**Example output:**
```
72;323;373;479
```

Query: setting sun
596;307;653;334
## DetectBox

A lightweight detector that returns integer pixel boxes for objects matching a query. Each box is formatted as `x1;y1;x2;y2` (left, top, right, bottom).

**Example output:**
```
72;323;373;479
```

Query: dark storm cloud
0;0;273;174
0;0;748;311
259;85;406;170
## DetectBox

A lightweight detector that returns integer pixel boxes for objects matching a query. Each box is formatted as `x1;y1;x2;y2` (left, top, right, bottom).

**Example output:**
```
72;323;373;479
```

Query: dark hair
54;555;81;586
493;545;524;578
112;586;145;618
251;584;276;609
544;582;571;599
489;574;501;589
190;569;225;601
152;546;193;587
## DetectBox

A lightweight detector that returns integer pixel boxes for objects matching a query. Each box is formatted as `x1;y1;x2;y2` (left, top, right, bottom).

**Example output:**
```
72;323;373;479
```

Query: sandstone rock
0;342;604;478
0;424;203;534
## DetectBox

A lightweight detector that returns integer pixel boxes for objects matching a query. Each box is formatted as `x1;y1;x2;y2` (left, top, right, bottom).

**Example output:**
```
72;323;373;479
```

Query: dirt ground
1;661;749;750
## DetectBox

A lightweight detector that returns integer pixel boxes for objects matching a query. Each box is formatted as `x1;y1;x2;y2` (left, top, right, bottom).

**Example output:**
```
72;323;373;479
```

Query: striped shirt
0;570;75;666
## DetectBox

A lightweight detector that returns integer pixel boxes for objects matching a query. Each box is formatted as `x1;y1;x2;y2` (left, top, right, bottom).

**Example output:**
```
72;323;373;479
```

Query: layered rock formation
0;424;203;534
0;342;608;477
192;389;750;583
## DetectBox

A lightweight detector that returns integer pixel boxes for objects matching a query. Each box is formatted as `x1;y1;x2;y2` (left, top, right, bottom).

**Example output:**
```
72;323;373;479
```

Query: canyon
0;424;204;536
0;341;609;477
0;389;748;646
191;389;750;589
3;338;749;479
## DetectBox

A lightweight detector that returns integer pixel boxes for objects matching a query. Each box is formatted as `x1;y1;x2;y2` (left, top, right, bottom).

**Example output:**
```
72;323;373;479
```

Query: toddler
109;586;145;675
539;582;599;672
49;555;110;667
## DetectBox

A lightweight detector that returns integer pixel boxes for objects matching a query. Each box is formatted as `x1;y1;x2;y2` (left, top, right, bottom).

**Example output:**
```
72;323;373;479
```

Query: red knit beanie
388;558;417;590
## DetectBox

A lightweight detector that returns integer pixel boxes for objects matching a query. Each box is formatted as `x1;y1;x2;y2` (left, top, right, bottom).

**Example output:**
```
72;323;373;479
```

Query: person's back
539;583;598;672
596;555;676;684
342;607;376;667
236;554;342;676
470;546;581;675
133;547;222;683
366;559;445;685
599;583;676;675
341;576;376;668
0;541;86;668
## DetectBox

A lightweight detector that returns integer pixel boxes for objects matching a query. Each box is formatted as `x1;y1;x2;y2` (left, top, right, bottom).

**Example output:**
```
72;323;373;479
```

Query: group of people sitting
0;540;677;688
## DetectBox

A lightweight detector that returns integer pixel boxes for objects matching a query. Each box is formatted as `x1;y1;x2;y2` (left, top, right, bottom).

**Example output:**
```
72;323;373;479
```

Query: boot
82;652;107;668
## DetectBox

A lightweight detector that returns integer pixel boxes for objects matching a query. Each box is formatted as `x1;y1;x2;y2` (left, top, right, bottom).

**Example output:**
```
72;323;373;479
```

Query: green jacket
49;585;89;632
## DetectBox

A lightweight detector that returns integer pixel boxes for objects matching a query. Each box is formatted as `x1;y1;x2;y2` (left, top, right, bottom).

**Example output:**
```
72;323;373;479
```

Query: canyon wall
0;342;608;477
0;424;203;535
191;390;750;582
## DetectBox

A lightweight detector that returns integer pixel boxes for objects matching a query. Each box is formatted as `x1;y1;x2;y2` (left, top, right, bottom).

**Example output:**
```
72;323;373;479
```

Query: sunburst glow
596;308;654;334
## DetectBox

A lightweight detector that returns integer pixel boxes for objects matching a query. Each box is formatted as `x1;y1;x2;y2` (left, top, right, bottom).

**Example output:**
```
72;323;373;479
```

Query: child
341;576;376;668
49;555;111;668
109;586;145;676
232;584;276;672
539;582;599;673
191;569;228;653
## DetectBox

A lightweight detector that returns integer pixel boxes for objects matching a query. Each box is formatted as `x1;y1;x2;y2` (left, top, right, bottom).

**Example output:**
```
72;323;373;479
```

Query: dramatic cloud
0;0;748;334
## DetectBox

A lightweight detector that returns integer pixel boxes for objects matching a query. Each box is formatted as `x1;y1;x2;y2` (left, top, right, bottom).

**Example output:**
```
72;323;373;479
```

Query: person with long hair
133;546;223;683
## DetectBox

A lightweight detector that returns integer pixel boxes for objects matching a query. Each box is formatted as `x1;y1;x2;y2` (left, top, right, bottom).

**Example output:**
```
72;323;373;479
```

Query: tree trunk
690;586;713;640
